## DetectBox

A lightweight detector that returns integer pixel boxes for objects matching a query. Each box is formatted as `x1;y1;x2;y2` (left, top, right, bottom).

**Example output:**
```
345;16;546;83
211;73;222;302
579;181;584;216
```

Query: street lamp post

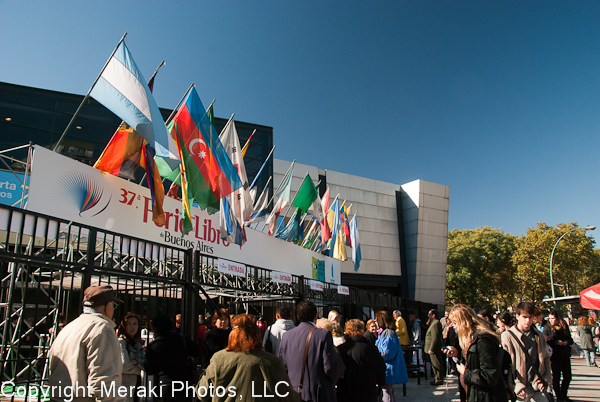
549;225;596;303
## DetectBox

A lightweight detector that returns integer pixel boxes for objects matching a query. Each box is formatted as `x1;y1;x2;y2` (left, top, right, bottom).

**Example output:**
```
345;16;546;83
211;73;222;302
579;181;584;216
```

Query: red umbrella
580;283;600;310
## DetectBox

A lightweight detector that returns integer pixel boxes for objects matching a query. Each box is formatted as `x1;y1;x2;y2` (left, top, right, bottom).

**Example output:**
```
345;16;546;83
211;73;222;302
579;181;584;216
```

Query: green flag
155;156;181;184
292;173;318;211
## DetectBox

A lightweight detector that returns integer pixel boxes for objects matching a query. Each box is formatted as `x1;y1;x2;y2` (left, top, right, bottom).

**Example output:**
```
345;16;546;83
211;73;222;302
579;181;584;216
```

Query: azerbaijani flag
168;87;242;217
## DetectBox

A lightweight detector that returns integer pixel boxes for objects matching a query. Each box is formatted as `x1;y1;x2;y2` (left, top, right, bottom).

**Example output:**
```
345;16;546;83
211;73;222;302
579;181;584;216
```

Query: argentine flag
91;41;178;160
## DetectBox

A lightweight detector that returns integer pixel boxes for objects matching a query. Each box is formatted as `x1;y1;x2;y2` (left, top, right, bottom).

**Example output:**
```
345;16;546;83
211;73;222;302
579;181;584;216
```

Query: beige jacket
501;326;552;397
49;313;124;402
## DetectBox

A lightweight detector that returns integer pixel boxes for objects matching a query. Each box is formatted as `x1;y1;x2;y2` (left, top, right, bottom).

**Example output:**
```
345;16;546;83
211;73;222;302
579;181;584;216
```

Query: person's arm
377;331;399;362
196;357;216;402
270;357;301;402
463;338;500;389
566;327;574;346
501;331;526;399
431;322;443;352
135;343;145;370
540;335;552;390
87;326;125;402
119;339;141;375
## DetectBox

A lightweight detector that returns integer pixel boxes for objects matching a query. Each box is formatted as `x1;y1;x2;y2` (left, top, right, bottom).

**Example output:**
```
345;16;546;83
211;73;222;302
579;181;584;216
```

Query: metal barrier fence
0;205;191;400
0;204;436;400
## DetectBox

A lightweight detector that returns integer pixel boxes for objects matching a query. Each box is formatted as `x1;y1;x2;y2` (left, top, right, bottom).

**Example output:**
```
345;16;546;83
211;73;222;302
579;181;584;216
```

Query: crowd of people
45;285;600;402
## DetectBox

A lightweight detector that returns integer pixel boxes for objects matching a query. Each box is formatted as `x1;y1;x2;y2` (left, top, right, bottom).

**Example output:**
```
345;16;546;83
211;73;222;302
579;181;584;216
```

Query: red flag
320;187;331;243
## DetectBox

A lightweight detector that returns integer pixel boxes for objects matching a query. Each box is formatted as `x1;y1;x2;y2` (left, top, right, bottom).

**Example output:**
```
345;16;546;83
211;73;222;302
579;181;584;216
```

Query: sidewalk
393;356;600;402
565;355;600;402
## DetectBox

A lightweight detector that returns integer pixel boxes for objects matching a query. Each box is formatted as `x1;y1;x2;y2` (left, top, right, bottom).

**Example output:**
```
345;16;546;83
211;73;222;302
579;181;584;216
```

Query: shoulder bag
507;330;555;402
298;326;316;395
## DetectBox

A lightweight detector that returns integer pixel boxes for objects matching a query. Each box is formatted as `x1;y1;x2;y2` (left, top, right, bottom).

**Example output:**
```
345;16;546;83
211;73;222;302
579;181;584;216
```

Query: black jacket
363;330;377;347
548;325;573;362
463;333;508;402
336;335;386;402
145;331;193;384
203;327;231;366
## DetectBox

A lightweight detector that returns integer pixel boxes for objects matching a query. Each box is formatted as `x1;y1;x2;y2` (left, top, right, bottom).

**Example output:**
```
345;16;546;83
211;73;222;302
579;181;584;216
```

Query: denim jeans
583;349;596;366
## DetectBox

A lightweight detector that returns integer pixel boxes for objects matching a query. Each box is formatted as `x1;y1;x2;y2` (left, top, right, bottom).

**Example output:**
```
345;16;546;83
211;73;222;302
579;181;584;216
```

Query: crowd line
44;285;600;402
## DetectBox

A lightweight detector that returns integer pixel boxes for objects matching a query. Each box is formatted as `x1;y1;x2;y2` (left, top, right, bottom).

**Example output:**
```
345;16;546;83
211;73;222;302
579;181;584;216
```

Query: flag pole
275;171;309;234
265;159;294;210
54;33;128;152
165;83;195;125
218;114;235;139
249;145;276;189
149;61;166;84
263;159;295;234
248;176;272;229
249;176;272;230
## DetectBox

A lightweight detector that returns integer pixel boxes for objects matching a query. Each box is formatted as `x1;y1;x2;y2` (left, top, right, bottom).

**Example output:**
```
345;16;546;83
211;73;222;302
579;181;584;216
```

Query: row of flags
77;35;361;271
260;166;361;271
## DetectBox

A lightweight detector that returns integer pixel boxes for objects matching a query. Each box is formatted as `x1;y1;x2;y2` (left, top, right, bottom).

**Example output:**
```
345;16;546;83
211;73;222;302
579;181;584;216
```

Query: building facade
272;159;449;307
1;81;448;307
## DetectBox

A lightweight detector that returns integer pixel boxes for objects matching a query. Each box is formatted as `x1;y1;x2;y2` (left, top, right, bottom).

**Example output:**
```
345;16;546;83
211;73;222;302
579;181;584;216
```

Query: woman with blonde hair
445;304;507;402
197;314;298;401
364;319;378;346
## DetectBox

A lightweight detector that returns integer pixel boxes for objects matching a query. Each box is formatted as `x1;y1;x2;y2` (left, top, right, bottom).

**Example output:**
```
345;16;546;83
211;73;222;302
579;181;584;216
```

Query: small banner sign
337;285;350;295
310;280;324;292
272;271;292;284
218;258;246;277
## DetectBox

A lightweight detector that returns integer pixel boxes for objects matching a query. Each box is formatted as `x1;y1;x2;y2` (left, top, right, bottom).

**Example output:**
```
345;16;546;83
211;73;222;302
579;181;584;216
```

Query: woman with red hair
196;314;298;401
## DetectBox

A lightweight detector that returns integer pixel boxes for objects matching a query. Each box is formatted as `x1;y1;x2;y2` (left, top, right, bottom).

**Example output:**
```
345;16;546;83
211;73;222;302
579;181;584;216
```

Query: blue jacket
376;328;409;384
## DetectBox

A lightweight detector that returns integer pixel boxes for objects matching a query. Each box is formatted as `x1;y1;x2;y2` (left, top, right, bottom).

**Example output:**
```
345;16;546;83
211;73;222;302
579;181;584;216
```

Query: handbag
298;326;316;395
507;330;555;402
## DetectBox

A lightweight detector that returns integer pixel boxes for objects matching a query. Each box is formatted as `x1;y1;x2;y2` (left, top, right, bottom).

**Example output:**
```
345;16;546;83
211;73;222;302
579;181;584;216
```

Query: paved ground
394;356;600;401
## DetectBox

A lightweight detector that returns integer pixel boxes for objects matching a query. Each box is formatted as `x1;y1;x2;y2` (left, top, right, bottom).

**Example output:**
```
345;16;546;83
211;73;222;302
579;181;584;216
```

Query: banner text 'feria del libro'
26;146;341;284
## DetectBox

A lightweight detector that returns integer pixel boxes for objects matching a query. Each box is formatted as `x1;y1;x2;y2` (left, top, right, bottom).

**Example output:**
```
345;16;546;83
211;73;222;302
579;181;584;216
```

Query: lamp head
585;226;596;231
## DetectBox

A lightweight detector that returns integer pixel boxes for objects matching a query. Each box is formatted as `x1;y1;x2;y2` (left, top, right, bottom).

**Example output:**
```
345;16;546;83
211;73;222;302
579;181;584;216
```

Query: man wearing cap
49;285;124;402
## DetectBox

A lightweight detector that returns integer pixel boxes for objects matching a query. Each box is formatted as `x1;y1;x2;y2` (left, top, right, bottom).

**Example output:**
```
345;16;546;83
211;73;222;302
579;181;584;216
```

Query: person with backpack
501;302;552;402
444;304;508;402
262;305;295;356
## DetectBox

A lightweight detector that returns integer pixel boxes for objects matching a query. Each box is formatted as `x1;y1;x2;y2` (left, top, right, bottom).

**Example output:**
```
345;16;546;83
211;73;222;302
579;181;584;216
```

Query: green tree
512;222;599;306
446;227;517;309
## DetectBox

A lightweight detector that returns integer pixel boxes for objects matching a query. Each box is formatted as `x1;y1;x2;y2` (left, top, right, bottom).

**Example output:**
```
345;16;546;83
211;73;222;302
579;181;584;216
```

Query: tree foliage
512;222;599;305
446;222;600;311
446;227;517;310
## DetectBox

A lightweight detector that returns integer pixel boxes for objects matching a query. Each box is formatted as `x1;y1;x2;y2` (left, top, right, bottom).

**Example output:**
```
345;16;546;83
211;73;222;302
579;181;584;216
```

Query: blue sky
1;1;599;238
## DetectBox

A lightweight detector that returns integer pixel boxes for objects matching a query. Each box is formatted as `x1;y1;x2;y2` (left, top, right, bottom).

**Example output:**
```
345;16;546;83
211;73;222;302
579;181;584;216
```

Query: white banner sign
272;271;292;284
337;285;350;295
310;280;324;292
26;146;342;283
218;258;246;277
